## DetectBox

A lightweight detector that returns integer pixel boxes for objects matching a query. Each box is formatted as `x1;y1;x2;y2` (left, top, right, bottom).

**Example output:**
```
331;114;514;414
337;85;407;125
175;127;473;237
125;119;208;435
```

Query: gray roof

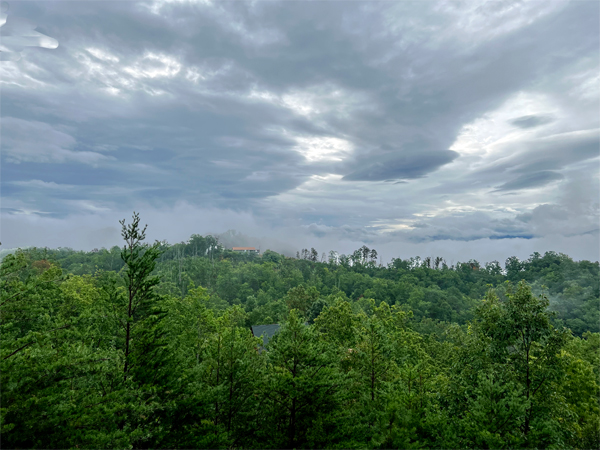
251;324;280;347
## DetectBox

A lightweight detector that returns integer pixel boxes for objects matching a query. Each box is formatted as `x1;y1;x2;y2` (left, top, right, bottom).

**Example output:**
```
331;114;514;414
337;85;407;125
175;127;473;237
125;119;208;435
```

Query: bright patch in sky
123;52;181;79
450;92;560;159
293;136;353;162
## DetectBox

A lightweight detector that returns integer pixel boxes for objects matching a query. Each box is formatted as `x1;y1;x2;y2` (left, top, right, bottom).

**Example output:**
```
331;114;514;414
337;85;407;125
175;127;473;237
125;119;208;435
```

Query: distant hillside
14;236;599;336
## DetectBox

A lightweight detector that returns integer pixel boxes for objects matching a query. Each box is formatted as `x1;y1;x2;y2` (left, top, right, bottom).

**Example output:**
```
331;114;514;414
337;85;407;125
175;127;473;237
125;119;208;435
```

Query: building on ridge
232;247;260;254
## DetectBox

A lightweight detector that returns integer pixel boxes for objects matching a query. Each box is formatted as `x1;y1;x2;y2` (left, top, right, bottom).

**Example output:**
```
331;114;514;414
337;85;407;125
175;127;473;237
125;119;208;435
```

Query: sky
1;0;599;264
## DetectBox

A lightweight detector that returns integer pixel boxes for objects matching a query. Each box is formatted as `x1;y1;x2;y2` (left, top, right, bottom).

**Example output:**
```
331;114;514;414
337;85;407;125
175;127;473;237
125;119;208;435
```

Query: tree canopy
1;217;598;448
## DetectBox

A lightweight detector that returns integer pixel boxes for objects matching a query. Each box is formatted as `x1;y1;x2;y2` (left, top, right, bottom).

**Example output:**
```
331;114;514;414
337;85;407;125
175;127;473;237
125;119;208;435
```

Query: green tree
259;310;344;448
314;296;360;352
560;333;600;449
0;251;135;448
119;212;165;384
284;285;319;317
458;282;571;447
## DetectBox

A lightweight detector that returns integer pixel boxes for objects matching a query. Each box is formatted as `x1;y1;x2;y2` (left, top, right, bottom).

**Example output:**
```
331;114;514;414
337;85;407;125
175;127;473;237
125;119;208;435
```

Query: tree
369;249;378;265
284;285;318;317
328;250;339;266
559;335;600;449
306;298;327;324
460;282;571;447
0;251;136;449
172;305;262;448
360;246;370;264
351;302;397;404
119;212;165;384
505;256;523;282
310;248;319;262
211;308;260;437
259;310;344;448
314;297;360;351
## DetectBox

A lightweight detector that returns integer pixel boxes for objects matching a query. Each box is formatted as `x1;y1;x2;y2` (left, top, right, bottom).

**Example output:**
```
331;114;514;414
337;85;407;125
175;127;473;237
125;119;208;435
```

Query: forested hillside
1;214;598;449
16;228;599;336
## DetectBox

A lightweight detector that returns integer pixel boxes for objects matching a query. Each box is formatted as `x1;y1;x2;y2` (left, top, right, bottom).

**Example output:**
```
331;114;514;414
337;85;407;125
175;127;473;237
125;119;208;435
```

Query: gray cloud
514;175;599;237
343;149;459;182
3;202;598;265
494;171;563;192
0;0;598;262
0;1;59;61
1;117;111;165
510;114;554;128
472;129;599;183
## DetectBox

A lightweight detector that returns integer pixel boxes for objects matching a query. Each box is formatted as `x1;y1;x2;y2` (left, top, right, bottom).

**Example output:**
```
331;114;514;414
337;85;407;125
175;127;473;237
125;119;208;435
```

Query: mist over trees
1;214;598;449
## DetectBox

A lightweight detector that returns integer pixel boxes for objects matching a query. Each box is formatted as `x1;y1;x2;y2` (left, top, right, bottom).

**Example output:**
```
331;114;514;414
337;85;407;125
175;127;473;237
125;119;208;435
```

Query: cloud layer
1;0;598;262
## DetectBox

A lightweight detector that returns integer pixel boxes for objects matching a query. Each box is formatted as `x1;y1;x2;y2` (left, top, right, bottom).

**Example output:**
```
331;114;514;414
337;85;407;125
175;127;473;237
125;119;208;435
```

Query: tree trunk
214;334;221;428
288;397;296;449
123;242;134;382
524;346;531;437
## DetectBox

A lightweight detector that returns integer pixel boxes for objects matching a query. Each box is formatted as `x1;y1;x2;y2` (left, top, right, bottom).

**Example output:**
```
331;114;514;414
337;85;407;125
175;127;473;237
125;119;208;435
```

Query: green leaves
258;310;344;448
0;250;132;449
448;281;573;448
2;224;598;449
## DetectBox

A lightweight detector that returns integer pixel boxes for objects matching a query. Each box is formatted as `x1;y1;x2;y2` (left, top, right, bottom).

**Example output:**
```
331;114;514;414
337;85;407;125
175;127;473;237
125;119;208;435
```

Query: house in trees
251;324;280;347
251;322;309;349
232;247;260;254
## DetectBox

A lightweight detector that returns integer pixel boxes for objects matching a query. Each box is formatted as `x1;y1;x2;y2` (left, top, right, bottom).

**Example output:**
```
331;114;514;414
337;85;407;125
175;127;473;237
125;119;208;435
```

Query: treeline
16;233;599;335
1;215;599;449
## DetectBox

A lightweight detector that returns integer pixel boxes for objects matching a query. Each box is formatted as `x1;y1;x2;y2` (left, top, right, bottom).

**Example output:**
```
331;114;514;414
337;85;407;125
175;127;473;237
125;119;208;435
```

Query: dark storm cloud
494;171;563;192
343;149;459;182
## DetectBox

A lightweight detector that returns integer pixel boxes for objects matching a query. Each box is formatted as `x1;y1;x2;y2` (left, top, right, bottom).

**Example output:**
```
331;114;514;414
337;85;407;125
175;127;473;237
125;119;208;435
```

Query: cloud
509;114;554;128
1;118;111;164
123;52;181;79
514;175;599;237
483;129;599;177
0;2;59;61
494;171;563;192
10;179;75;190
0;0;597;262
2;202;598;264
343;149;459;182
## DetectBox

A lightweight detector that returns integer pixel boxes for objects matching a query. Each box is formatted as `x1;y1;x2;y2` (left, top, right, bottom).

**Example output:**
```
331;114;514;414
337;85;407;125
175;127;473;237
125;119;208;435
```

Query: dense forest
1;213;599;449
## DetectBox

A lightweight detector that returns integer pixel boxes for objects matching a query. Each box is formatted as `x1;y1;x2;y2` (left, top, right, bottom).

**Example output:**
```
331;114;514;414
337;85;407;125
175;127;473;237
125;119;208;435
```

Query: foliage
1;222;598;448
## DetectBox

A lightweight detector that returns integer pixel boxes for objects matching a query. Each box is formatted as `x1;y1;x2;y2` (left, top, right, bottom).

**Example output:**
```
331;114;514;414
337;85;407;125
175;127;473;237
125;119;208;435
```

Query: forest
1;213;599;449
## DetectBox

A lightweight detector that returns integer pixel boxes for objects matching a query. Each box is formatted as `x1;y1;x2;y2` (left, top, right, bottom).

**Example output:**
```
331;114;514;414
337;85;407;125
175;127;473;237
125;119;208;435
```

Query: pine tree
259;310;344;448
119;212;165;384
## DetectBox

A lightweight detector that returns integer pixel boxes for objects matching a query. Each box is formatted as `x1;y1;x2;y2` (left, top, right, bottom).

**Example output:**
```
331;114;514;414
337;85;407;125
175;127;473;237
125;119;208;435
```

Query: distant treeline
16;233;599;336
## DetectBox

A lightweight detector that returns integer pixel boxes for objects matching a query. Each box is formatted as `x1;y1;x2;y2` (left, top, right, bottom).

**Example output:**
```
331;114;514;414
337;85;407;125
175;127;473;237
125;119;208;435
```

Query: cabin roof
251;324;280;346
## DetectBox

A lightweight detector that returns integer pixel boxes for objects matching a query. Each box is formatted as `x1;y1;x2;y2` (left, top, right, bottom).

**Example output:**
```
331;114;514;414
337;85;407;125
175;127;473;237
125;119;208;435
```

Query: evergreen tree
258;310;344;448
119;212;166;384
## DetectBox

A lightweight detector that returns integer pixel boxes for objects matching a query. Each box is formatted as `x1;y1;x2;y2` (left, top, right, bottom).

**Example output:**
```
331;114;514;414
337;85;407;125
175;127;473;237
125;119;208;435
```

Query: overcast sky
1;0;598;263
